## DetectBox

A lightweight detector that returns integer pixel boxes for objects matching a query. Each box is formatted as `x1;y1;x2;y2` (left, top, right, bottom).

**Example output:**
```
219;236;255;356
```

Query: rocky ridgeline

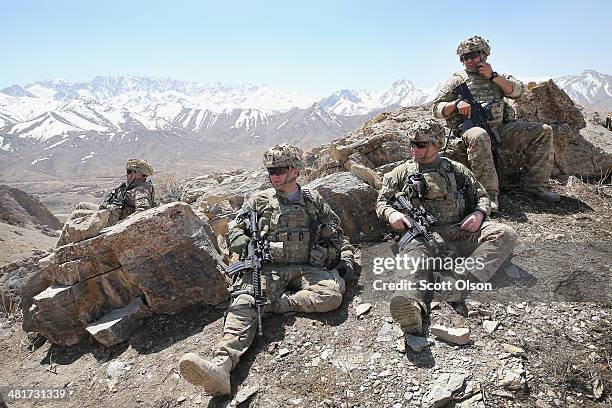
11;81;612;350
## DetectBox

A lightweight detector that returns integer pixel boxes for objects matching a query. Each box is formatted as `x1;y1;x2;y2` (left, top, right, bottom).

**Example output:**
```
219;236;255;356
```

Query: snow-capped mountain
553;70;612;112
1;71;610;180
318;79;433;116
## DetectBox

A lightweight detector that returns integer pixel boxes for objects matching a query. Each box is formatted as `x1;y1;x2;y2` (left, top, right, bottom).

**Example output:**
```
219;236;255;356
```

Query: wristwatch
489;71;499;81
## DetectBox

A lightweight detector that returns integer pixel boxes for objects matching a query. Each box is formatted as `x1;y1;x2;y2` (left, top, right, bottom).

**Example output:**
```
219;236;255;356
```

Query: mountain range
0;70;610;181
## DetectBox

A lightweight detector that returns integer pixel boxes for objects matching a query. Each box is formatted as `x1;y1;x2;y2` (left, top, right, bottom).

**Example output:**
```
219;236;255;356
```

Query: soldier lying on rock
376;119;517;336
179;143;355;396
46;158;155;258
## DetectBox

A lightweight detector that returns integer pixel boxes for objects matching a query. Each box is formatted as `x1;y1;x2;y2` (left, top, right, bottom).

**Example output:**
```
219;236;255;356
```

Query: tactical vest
456;70;509;128
407;159;468;226
257;188;320;263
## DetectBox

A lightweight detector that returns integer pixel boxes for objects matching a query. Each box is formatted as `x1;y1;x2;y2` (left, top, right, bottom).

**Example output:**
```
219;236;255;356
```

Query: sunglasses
410;141;430;149
126;169;136;174
267;167;289;176
461;51;481;62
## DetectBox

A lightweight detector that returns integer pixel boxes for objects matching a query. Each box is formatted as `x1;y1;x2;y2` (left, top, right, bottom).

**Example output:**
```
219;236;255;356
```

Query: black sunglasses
461;51;481;62
267;167;289;176
410;141;430;149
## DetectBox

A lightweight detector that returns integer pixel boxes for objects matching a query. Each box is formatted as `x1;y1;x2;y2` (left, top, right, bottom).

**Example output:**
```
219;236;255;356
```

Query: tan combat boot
389;296;423;335
487;191;499;214
179;353;232;395
522;186;560;203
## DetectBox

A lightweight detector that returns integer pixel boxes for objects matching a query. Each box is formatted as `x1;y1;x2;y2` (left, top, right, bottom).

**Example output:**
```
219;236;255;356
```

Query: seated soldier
54;158;155;247
376;119;517;336
179;144;355;396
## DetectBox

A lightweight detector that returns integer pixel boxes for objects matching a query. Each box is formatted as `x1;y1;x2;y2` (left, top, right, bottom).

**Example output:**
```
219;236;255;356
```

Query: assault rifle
225;210;271;336
453;82;501;156
104;179;134;208
393;173;437;251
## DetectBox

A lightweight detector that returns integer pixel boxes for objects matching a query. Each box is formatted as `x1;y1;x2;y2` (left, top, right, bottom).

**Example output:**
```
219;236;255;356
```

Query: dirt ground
0;176;610;408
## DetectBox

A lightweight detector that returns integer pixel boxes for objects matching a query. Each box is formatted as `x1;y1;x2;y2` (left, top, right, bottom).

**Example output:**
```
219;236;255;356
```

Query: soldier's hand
389;211;412;231
460;211;484;233
456;100;472;117
478;62;493;79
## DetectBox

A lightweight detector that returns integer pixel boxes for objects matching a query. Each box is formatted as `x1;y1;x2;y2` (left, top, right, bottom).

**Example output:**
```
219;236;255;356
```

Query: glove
229;234;250;255
337;260;354;283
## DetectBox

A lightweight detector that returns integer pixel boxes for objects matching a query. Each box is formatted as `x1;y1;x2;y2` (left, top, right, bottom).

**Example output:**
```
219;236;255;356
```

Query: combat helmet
263;144;304;170
408;119;445;148
456;36;491;58
126;158;154;176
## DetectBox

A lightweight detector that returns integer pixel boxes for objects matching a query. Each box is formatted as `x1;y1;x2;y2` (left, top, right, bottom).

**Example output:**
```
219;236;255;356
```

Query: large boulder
513;81;612;178
21;202;229;346
305;173;385;243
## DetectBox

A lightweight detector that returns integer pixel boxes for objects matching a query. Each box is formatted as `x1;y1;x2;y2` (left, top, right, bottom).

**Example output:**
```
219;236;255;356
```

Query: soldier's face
127;171;146;183
411;142;439;163
462;52;484;72
268;166;298;190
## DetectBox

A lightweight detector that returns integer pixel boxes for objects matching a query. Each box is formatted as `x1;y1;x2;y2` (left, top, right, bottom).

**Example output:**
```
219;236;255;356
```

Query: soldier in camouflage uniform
431;35;560;212
55;158;155;247
179;144;355;395
376;119;517;335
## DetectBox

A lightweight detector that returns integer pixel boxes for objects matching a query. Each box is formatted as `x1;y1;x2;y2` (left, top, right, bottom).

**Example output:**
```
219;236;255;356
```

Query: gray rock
234;385;260;405
305;172;383;242
421;372;466;407
106;361;131;379
85;297;152;346
404;334;433;352
355;303;372;317
483;320;499;333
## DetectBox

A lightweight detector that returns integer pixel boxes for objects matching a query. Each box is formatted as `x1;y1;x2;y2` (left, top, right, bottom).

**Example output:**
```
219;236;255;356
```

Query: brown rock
305;173;385;242
22;202;229;346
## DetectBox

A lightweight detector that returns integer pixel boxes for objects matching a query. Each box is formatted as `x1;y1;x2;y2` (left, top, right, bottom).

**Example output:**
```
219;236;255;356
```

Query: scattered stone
430;301;441;310
421;372;466;407
106;361;131;380
177;396;186;403
234;385;260;405
430;325;471;345
376;321;402;342
378;369;392;378
396;338;406;353
404;334;433;352
502;344;526;356
278;348;291;358
491;390;514;399
535;399;552;408
505;264;521;279
320;349;333;360
457;393;484;408
592;375;603;400
500;371;525;391
355;303;372;317
483;320;499;333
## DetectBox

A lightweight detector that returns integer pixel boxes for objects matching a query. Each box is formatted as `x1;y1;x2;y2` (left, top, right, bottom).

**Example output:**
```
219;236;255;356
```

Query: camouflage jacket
100;180;155;224
376;157;490;227
229;185;354;269
431;69;524;130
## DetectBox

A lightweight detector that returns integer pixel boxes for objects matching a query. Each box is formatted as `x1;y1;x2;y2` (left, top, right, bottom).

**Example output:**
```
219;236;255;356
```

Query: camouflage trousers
445;121;555;193
391;220;517;312
213;264;345;369
57;202;103;246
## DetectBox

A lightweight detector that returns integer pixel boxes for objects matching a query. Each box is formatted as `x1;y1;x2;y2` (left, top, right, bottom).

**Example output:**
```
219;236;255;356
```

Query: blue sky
2;0;611;97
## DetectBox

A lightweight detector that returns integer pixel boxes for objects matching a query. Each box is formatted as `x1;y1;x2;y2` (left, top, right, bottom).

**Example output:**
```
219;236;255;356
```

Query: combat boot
389;295;422;335
523;186;560;203
487;192;499;214
179;353;232;396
